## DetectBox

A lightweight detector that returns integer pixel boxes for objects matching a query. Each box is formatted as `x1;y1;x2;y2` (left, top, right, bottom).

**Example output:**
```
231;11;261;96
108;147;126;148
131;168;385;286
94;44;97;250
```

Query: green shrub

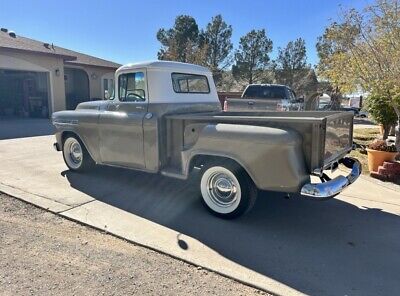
366;93;397;126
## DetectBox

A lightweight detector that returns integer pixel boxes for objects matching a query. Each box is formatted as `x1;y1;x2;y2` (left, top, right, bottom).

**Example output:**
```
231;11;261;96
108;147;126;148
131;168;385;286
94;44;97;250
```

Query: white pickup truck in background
224;84;304;112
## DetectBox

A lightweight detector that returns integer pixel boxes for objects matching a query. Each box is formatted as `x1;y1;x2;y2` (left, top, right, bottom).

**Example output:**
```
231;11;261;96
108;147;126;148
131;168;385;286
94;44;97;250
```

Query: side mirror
104;90;110;100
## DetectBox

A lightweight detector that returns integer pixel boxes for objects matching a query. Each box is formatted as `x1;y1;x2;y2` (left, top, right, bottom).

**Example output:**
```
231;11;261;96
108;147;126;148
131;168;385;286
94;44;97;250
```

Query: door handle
135;106;145;110
248;101;254;105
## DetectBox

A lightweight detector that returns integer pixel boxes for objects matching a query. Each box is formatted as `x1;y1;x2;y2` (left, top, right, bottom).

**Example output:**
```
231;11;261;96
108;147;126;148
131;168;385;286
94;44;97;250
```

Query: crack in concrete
0;182;71;207
58;199;95;214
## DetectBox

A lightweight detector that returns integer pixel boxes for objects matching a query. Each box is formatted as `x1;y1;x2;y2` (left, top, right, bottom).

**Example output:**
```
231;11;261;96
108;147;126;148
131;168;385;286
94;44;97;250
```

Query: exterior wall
0;49;66;112
0;50;117;113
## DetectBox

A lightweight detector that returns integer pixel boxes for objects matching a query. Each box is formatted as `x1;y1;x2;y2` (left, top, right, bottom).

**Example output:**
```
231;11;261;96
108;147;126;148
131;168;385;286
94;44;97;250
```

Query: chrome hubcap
69;141;82;165
207;173;238;207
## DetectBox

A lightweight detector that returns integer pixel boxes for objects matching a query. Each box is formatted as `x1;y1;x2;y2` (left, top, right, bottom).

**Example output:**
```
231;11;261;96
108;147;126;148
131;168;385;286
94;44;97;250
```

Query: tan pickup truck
52;61;361;219
224;84;304;112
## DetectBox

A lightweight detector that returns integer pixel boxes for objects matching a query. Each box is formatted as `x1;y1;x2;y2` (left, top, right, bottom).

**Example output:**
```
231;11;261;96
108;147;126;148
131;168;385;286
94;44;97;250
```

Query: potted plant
366;140;398;172
366;93;397;139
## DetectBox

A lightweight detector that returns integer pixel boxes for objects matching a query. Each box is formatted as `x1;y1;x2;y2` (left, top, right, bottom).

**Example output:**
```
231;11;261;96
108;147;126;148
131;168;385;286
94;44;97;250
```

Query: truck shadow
63;166;399;296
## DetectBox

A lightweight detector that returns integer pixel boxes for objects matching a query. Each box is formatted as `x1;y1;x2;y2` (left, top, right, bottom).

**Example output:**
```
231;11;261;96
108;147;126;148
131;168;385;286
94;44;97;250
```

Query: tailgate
226;98;281;111
324;112;353;166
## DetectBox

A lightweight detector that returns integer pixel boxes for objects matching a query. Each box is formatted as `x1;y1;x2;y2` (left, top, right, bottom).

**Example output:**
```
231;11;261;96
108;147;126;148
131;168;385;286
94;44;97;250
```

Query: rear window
171;73;210;94
243;85;293;100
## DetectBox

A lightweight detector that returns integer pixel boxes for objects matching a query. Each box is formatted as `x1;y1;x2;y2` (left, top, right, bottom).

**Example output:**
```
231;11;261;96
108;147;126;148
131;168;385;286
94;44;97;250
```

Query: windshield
243;85;294;100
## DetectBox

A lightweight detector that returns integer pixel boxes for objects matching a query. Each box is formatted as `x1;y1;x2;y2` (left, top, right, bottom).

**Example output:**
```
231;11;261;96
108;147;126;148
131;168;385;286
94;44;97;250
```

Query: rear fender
183;123;310;192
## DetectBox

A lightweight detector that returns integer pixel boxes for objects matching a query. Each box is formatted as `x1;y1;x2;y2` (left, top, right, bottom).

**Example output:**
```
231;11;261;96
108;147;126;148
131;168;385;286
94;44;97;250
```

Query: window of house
103;78;108;91
103;78;115;99
118;72;146;102
171;73;210;94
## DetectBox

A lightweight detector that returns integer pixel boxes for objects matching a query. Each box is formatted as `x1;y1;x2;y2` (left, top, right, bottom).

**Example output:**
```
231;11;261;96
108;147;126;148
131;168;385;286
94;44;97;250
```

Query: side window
285;88;296;100
243;86;259;98
291;89;297;100
118;72;146;102
171;73;210;94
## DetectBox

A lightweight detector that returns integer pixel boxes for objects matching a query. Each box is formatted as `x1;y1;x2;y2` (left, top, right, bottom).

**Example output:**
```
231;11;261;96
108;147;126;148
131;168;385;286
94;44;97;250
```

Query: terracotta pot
366;148;398;172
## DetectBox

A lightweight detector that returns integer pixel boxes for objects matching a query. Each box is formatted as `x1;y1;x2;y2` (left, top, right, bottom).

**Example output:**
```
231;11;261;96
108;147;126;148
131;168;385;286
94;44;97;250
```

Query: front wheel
199;161;257;219
62;135;94;172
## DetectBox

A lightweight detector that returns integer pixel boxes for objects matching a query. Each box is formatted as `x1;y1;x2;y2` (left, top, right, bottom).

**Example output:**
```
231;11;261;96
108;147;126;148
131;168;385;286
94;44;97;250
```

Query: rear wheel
199;161;257;219
62;135;94;172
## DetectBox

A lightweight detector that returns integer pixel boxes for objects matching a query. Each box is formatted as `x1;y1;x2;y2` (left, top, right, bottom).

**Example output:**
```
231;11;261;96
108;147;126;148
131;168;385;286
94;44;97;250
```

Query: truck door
99;70;148;168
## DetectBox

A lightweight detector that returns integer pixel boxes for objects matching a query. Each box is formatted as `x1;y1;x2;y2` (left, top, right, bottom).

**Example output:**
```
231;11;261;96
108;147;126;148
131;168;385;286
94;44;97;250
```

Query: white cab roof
117;60;211;74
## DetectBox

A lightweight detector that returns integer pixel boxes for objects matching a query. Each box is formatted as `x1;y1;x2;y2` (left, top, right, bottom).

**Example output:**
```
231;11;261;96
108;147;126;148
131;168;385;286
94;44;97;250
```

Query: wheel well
61;131;96;163
189;155;247;174
61;131;80;144
189;154;257;188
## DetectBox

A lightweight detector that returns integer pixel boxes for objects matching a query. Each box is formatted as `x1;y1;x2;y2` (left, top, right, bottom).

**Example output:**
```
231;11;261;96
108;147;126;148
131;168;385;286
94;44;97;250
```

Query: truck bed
165;111;353;173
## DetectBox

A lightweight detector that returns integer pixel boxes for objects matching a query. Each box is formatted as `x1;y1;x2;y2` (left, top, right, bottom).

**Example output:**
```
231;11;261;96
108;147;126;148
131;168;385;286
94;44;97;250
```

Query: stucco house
0;28;120;119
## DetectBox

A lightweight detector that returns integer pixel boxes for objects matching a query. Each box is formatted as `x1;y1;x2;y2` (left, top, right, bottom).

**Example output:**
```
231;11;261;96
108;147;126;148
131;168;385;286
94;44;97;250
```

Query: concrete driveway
0;135;399;296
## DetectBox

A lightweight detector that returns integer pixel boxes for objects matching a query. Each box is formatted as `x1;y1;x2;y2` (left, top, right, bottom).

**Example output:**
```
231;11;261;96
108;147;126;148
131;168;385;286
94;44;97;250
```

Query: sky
0;0;372;67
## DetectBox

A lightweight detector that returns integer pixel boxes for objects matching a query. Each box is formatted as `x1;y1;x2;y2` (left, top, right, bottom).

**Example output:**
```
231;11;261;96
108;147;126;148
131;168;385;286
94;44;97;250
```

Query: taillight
277;100;288;111
223;100;228;111
276;103;284;111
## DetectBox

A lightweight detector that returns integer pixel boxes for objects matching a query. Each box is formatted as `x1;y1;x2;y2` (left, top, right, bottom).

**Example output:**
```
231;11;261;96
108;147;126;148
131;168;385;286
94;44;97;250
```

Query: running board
160;168;187;180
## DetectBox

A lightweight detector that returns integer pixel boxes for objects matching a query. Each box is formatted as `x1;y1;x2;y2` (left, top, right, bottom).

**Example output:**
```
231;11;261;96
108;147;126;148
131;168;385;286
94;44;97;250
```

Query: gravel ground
0;193;268;296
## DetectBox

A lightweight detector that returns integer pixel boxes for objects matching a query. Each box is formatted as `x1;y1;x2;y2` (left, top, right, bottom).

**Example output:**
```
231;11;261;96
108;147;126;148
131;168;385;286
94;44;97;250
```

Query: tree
218;71;237;92
367;93;398;139
157;15;206;64
316;0;400;149
274;38;308;90
232;29;273;84
273;38;318;99
203;15;233;85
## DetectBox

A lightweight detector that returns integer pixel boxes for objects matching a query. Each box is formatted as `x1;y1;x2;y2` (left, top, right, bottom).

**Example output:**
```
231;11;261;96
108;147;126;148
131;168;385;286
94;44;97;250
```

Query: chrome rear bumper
301;157;361;200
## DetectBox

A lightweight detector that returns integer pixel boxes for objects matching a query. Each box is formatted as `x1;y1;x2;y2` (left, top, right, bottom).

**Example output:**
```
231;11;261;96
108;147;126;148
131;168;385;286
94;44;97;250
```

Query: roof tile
0;30;120;69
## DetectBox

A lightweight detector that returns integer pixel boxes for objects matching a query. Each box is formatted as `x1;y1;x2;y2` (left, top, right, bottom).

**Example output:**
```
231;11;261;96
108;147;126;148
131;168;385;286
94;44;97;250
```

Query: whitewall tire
200;161;257;219
62;135;94;172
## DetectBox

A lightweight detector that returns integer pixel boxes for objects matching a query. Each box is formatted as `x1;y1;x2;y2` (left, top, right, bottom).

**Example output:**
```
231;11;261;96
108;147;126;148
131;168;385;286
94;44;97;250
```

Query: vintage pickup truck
52;61;361;219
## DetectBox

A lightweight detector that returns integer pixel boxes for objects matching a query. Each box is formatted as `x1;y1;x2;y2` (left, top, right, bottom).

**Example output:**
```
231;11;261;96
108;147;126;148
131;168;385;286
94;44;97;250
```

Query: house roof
0;29;121;69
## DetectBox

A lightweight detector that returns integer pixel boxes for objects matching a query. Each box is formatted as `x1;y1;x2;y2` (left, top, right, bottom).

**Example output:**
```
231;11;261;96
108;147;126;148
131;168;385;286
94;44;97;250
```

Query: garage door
0;69;50;118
